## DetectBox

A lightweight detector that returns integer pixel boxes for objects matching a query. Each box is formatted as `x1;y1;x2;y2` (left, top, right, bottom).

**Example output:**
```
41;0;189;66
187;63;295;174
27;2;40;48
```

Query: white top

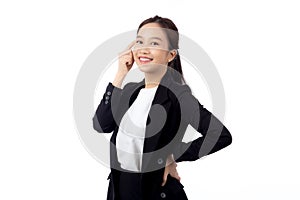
116;86;158;172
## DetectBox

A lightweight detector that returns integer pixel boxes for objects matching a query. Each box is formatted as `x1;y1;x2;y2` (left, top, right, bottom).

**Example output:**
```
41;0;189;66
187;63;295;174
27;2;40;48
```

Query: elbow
226;133;232;147
92;114;114;133
93;115;103;133
223;128;232;147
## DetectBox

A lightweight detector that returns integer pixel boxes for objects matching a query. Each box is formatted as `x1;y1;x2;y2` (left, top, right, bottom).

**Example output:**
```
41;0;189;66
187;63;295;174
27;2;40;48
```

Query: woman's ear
168;49;177;63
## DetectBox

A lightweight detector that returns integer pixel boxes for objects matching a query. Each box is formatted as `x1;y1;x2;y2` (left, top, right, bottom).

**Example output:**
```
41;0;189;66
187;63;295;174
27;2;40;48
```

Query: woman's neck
144;67;167;88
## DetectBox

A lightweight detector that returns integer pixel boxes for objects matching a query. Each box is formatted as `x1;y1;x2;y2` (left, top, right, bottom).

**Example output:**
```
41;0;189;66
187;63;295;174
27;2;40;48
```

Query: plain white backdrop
1;0;300;199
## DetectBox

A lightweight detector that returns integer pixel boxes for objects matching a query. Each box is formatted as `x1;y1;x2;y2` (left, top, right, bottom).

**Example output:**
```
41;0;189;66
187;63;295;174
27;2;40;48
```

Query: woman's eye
151;42;159;46
136;40;143;44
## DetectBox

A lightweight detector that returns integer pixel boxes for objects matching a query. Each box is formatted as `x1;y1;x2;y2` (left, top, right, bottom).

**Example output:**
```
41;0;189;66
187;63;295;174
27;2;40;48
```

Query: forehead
137;23;167;39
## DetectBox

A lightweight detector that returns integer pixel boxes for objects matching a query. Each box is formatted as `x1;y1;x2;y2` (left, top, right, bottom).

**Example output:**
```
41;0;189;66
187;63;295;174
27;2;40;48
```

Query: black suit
93;67;232;200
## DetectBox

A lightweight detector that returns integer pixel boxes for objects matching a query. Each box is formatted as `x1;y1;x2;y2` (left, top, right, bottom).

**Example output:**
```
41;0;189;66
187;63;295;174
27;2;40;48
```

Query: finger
126;60;132;67
126;40;136;50
119;41;136;56
161;174;167;186
174;174;181;181
120;54;131;63
170;172;181;182
170;161;177;169
121;40;136;55
119;49;132;57
170;167;181;180
161;170;168;186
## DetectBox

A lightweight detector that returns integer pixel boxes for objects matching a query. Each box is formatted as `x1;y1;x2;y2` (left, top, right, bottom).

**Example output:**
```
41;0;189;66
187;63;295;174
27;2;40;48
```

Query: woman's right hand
117;40;136;75
112;41;136;88
161;154;181;186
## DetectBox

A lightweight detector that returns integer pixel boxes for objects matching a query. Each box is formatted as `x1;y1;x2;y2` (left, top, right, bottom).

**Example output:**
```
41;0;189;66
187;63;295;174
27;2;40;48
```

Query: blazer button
105;100;109;104
106;91;111;95
160;192;166;198
105;96;110;100
157;158;163;165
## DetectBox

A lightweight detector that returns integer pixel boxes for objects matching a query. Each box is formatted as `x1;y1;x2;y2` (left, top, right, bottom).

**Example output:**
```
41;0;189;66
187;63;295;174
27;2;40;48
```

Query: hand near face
161;154;181;186
118;40;135;75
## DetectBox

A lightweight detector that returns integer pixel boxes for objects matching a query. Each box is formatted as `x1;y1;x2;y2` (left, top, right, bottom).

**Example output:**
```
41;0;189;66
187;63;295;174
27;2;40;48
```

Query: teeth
139;57;152;62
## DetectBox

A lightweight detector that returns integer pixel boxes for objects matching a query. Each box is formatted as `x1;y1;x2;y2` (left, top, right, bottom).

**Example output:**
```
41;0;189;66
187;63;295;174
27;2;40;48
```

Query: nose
138;46;150;54
132;43;150;53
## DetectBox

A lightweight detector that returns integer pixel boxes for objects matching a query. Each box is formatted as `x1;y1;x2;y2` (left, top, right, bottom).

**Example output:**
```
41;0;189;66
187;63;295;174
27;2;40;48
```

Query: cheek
153;51;169;62
157;56;166;62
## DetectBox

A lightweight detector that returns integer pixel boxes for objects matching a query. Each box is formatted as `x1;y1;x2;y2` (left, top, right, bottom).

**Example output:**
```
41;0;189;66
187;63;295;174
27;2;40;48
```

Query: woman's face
132;23;176;73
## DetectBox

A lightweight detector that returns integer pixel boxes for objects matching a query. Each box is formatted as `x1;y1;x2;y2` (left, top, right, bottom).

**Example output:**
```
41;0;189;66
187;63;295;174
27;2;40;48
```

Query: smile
139;56;153;64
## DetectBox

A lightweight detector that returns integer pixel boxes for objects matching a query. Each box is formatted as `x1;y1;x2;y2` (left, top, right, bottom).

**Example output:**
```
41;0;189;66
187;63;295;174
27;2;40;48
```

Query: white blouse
116;85;158;172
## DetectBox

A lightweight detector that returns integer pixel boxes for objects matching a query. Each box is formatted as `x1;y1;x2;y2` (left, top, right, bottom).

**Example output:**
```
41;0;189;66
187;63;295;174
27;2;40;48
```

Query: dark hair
137;15;186;85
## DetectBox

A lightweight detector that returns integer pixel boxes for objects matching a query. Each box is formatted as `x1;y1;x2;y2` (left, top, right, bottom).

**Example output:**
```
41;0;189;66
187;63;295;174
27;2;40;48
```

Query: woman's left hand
161;154;181;186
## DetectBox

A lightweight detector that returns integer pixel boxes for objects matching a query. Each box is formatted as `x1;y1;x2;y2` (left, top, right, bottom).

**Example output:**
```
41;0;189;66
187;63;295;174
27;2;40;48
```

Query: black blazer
93;67;232;200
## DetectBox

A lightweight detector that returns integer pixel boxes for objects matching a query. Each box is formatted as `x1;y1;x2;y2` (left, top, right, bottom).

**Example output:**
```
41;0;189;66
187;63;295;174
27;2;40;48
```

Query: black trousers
118;170;143;200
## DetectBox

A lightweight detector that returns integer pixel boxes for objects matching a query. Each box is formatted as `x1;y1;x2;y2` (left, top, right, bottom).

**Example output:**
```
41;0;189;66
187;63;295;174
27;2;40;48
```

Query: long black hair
137;15;186;85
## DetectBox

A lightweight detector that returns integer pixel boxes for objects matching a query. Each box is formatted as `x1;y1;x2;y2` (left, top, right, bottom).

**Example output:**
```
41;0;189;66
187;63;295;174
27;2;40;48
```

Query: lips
138;56;153;64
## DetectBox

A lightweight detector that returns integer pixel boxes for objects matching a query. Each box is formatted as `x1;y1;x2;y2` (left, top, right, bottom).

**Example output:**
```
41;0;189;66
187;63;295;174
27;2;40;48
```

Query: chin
137;63;167;73
137;64;156;73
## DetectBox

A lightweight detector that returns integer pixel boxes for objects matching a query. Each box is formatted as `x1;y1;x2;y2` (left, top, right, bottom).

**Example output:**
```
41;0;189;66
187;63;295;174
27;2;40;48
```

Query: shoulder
168;81;193;98
168;82;203;110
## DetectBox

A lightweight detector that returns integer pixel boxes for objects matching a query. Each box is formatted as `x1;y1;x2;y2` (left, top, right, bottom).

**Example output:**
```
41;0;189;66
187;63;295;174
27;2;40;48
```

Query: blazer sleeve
92;82;123;133
173;86;232;162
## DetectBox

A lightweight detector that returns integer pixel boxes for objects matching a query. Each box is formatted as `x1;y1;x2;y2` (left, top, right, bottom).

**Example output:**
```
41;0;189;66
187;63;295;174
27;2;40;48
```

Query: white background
1;0;300;199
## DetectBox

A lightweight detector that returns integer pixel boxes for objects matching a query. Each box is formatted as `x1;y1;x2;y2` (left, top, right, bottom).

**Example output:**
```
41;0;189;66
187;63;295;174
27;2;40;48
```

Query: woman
93;15;232;200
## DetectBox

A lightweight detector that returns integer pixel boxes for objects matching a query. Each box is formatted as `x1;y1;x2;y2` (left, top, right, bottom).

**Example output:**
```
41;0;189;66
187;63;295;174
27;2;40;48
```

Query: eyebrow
136;35;162;41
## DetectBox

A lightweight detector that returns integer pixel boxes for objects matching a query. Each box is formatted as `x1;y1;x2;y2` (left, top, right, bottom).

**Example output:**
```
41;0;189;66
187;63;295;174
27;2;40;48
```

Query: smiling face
132;23;177;73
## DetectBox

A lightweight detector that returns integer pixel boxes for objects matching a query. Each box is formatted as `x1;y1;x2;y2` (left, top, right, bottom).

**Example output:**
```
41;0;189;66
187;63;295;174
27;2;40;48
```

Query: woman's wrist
112;72;127;88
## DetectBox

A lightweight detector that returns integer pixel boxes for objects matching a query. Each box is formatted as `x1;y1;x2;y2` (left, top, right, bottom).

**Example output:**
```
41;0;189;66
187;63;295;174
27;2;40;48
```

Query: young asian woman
93;15;232;200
